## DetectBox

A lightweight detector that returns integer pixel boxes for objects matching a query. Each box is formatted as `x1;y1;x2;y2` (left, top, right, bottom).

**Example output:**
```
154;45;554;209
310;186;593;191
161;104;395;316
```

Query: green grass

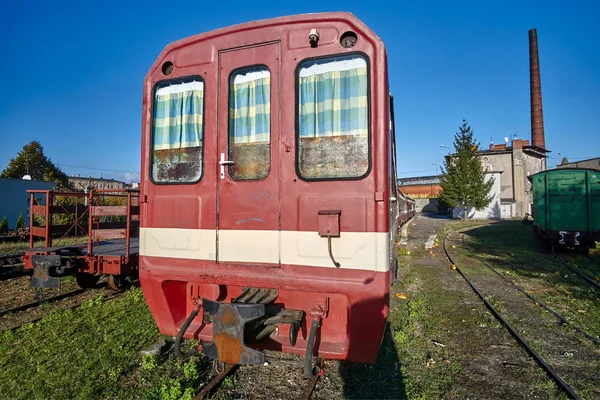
0;283;217;399
459;221;600;344
0;288;161;399
387;251;463;399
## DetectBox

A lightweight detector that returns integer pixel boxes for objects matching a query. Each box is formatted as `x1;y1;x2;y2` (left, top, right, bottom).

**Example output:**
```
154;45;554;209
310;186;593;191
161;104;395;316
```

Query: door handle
219;153;235;179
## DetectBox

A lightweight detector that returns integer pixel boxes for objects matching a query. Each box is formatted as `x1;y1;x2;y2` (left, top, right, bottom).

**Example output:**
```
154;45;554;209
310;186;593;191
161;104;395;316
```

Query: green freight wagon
531;168;600;253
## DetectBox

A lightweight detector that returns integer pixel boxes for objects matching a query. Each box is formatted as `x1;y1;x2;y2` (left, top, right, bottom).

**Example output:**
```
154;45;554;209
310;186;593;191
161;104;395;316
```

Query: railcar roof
147;12;382;78
531;167;600;177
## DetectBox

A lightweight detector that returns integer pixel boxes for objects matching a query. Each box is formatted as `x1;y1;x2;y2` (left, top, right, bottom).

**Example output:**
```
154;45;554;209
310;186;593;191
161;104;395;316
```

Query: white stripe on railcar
140;228;390;272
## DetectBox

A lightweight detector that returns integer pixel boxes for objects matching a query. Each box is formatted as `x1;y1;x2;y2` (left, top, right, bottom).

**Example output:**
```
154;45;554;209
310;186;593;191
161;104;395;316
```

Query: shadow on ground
339;324;406;399
461;220;599;301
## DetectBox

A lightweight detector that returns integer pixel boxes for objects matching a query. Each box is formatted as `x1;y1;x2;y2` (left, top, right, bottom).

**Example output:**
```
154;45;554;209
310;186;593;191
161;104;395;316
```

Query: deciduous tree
439;120;494;219
0;141;72;189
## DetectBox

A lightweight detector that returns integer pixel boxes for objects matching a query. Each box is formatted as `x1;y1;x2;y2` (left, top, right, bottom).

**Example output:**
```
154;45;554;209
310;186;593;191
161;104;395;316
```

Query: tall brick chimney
529;28;545;149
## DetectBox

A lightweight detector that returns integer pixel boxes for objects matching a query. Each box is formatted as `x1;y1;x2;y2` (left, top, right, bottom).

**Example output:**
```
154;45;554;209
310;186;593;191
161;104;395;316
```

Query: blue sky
1;0;598;182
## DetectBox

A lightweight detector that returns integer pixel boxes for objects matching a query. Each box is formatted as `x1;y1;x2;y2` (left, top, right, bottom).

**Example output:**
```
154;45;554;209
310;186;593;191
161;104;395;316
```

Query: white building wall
453;172;502;220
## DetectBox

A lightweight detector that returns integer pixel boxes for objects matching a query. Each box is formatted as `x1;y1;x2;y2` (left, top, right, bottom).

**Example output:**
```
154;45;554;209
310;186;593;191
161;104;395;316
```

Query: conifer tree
439;120;494;219
0;217;8;234
15;214;26;231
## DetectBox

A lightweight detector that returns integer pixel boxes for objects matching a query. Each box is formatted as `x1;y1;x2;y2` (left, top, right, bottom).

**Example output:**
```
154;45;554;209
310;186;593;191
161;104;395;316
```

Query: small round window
340;31;358;48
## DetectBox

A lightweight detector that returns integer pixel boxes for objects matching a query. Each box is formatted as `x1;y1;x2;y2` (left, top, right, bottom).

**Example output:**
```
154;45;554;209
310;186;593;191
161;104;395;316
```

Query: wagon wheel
107;274;131;291
74;273;101;289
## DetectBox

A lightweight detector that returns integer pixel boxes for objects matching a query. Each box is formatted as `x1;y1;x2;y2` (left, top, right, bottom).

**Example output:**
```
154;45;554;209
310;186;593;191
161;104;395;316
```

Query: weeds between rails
460;235;600;347
4;287;125;332
0;288;87;318
442;228;581;400
191;358;324;400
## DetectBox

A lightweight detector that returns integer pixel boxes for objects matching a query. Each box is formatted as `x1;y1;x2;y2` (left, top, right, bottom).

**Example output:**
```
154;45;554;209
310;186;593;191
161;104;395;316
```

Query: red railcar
397;190;415;223
139;12;400;373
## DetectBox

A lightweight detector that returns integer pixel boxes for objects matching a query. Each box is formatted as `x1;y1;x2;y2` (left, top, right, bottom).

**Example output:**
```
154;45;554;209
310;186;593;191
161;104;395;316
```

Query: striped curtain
152;80;204;182
153;80;204;151
298;56;368;138
229;67;270;144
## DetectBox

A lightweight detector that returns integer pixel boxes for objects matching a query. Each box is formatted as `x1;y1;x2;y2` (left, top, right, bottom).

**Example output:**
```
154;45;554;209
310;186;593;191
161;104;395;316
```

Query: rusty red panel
140;257;388;363
31;205;45;215
91;206;127;216
92;229;126;240
140;12;387;235
30;226;46;238
317;210;341;237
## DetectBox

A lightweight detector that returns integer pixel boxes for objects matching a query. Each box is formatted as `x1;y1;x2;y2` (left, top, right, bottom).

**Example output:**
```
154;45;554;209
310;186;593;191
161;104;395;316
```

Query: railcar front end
139;12;398;370
532;168;600;254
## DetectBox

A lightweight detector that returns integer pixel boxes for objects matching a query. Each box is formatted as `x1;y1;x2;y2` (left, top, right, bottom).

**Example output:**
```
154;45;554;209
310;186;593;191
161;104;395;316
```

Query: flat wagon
139;12;405;374
22;189;140;290
531;168;600;254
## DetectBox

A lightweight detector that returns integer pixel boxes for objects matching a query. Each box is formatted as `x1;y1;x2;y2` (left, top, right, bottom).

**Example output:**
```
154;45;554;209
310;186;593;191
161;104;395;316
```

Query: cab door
216;43;280;266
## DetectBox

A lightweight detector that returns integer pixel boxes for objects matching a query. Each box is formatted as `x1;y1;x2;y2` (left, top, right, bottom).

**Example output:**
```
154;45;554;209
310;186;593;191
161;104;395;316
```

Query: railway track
0;253;24;266
192;358;324;399
0;253;28;281
460;236;600;347
442;228;600;400
554;255;600;291
0;234;29;244
3;287;125;331
0;288;87;318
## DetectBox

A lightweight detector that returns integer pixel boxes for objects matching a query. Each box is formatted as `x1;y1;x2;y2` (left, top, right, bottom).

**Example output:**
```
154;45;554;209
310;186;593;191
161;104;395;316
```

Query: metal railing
27;189;140;261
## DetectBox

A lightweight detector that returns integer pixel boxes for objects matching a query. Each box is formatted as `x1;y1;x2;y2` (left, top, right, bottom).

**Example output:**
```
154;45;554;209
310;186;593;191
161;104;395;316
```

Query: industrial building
399;28;550;219
0;178;55;230
68;176;126;191
398;175;443;213
474;137;547;218
556;157;600;171
448;27;550;219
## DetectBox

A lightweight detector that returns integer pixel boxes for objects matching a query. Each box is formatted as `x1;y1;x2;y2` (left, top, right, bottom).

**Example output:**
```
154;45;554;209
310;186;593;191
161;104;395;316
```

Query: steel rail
7;289;124;331
443;229;581;400
0;263;24;269
0;235;29;243
460;235;600;346
0;253;24;262
301;358;324;400
193;363;238;400
0;288;87;318
192;358;324;399
554;255;600;291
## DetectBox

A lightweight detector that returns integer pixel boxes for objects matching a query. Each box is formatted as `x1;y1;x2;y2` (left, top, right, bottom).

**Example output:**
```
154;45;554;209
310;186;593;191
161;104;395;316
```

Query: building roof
69;176;124;183
398;175;441;186
556;157;600;167
0;177;53;184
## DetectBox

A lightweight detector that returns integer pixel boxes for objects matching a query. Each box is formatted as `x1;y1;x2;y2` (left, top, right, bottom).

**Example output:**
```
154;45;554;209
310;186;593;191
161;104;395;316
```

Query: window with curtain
297;54;369;180
152;78;204;183
228;66;271;180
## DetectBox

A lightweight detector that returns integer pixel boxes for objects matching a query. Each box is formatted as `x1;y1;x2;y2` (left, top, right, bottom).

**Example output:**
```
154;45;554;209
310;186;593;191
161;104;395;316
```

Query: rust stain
213;332;243;364
221;307;235;324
